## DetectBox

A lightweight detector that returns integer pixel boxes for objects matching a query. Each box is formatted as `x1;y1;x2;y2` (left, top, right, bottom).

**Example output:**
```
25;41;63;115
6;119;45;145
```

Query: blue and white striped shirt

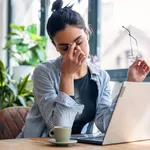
17;56;117;138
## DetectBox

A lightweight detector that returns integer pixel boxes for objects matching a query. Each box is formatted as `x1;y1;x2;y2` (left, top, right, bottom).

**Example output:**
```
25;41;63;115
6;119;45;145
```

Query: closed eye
63;46;68;51
58;45;69;51
76;41;83;45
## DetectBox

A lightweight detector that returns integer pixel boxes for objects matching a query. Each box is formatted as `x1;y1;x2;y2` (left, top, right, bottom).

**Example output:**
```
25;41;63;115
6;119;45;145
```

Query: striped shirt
17;56;117;138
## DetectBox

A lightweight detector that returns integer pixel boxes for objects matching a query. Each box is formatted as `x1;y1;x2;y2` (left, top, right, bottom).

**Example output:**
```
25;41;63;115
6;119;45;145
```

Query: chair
0;106;30;139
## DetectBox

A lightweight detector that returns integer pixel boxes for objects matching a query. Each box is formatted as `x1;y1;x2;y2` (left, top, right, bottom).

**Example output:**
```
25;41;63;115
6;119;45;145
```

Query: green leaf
2;72;11;81
20;89;33;97
10;24;25;31
16;44;28;53
0;61;6;87
3;39;23;49
11;39;23;44
27;24;37;34
36;36;47;47
36;49;46;62
0;61;5;72
7;33;19;38
30;34;41;40
9;92;15;106
17;96;27;107
18;74;30;95
0;72;5;87
29;45;38;50
26;50;39;66
7;83;17;98
3;40;13;49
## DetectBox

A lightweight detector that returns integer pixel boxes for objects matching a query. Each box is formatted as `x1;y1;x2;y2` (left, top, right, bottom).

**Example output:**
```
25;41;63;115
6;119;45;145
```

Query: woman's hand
127;59;150;82
61;43;86;76
60;43;86;95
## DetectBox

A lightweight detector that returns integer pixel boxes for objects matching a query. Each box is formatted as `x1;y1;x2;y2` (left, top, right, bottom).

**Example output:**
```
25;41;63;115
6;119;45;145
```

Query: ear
85;28;89;40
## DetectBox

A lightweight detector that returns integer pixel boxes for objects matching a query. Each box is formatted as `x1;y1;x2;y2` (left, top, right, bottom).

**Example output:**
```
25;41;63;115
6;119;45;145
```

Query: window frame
40;0;49;36
6;0;12;68
107;69;150;82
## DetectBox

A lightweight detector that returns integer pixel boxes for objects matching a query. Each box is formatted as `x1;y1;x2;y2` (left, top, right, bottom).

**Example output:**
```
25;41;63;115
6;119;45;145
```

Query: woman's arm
33;43;86;131
60;43;86;95
33;64;84;130
94;71;113;133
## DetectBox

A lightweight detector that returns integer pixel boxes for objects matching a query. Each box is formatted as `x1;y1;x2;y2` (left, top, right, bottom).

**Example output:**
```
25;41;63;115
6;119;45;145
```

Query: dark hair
46;0;87;44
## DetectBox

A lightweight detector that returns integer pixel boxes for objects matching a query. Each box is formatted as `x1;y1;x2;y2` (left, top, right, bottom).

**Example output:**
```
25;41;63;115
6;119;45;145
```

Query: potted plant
0;60;34;110
3;24;47;81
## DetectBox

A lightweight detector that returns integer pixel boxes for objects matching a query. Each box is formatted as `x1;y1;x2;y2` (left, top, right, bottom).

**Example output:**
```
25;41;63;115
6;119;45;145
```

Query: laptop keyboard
71;133;104;141
83;136;104;141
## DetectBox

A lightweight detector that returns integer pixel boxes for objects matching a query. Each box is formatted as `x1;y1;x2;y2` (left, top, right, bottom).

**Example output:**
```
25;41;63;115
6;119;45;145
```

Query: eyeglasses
122;26;139;60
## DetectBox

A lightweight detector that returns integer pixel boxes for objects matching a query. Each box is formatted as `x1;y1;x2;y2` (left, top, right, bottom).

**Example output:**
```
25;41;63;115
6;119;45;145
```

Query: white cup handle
49;128;55;137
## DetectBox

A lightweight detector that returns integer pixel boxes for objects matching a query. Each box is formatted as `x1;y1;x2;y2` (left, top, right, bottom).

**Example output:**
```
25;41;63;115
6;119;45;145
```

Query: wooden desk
0;138;150;150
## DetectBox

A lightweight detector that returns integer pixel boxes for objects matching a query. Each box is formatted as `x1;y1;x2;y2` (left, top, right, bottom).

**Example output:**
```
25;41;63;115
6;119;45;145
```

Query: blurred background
1;0;150;69
1;0;150;108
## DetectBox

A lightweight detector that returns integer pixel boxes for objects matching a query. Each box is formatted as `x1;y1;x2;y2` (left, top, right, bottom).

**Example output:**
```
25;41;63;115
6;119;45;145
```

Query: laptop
71;82;150;145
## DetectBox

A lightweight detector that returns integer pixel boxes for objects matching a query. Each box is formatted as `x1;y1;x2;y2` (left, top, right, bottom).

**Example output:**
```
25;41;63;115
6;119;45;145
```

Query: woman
18;0;149;138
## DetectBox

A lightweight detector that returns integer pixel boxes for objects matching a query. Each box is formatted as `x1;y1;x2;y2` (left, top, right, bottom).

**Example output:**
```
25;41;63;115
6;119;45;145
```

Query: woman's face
53;25;89;58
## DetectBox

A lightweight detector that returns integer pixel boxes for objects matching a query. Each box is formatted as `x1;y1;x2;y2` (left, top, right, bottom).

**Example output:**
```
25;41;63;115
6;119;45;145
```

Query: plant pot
12;65;35;82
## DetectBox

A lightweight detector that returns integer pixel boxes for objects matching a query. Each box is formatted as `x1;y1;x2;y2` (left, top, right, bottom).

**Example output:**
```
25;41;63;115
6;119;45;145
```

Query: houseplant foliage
0;61;34;109
4;24;47;66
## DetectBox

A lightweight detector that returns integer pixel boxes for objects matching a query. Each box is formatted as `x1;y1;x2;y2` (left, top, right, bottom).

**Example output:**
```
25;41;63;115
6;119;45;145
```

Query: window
11;0;40;26
101;0;150;69
99;0;150;81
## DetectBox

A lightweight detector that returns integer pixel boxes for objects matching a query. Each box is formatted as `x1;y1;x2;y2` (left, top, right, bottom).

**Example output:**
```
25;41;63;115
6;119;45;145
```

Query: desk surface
0;138;150;150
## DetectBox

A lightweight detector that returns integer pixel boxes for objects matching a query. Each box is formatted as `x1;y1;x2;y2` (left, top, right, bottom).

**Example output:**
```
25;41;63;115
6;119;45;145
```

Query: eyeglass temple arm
129;34;138;53
122;26;133;56
122;26;138;56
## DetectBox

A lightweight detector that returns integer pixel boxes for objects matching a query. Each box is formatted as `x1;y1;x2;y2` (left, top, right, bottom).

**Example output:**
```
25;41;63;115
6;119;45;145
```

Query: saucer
48;139;77;145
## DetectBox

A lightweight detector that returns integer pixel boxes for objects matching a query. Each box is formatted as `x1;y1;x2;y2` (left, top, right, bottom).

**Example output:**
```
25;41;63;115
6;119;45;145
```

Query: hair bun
52;0;63;12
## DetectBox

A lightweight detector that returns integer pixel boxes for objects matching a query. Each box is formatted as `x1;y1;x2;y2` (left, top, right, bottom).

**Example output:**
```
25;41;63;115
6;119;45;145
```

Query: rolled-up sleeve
33;64;84;130
95;71;118;133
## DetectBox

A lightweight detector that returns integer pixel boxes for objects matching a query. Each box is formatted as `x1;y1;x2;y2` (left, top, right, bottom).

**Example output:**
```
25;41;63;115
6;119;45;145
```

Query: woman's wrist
60;73;74;96
126;76;136;82
61;73;74;79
